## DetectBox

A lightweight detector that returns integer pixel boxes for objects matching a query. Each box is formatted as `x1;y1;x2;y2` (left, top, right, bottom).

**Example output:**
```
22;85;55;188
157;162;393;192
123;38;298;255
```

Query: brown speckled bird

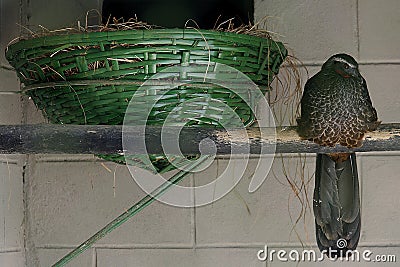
297;54;380;256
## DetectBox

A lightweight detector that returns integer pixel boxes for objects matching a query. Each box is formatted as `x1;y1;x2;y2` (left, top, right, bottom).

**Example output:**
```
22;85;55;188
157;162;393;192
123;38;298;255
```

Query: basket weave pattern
6;29;287;170
7;29;286;125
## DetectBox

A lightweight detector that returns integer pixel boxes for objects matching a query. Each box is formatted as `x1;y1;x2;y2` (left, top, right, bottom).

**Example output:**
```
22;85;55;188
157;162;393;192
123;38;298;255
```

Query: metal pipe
0;124;399;155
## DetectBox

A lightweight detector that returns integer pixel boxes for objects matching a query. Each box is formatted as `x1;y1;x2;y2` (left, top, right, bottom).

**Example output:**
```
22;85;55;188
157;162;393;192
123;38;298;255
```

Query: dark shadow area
102;0;254;28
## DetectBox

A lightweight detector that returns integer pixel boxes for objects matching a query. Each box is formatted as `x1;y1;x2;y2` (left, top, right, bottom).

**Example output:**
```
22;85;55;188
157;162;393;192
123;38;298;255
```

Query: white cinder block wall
0;0;25;266
1;0;399;266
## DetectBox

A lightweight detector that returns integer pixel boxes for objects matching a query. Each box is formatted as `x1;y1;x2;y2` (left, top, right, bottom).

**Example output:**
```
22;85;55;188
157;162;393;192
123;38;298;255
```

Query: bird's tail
313;153;361;257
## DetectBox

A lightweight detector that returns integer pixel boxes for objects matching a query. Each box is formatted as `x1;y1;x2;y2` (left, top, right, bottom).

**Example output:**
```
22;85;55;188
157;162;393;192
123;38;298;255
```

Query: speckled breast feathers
297;54;380;148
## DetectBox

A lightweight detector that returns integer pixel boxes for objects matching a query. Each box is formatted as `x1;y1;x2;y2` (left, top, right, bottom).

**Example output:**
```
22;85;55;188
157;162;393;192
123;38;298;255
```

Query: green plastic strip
52;155;210;267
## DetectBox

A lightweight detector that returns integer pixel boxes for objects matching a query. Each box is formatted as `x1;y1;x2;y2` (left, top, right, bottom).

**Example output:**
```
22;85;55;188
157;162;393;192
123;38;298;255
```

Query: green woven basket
6;29;287;172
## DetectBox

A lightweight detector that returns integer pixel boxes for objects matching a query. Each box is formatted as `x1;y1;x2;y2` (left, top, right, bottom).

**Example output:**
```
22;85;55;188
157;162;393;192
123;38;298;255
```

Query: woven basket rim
6;28;281;57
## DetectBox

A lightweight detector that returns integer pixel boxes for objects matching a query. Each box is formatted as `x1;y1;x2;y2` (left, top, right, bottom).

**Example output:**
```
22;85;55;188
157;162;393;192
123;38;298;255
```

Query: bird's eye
344;64;349;69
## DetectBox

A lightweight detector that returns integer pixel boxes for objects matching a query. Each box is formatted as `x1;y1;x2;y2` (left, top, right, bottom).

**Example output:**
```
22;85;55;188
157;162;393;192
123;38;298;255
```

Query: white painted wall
1;0;400;266
0;0;25;266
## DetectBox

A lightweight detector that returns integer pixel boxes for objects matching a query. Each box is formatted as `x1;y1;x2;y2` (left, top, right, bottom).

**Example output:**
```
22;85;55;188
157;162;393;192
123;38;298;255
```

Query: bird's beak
350;68;362;81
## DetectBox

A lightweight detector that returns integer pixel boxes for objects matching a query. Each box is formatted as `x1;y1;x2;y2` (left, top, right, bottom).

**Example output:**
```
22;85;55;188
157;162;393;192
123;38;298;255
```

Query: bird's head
322;54;362;81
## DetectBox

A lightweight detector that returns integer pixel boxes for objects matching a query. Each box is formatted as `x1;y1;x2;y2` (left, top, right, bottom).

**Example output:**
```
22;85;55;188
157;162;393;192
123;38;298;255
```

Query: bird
297;53;380;256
